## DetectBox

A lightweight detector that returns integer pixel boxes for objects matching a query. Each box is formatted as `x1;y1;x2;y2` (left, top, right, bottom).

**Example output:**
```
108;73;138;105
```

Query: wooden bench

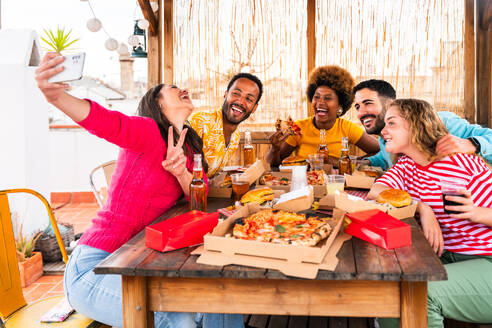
244;315;374;328
244;316;492;328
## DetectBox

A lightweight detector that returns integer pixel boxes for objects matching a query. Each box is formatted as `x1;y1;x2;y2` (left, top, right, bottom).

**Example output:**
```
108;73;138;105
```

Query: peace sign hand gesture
162;128;188;178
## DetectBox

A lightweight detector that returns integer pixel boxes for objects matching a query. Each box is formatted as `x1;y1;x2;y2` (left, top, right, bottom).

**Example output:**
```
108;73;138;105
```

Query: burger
240;187;275;206
281;155;307;166
376;189;412;208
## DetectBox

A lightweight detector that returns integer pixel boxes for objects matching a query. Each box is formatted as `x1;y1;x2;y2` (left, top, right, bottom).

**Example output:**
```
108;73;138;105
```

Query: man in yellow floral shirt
189;73;263;177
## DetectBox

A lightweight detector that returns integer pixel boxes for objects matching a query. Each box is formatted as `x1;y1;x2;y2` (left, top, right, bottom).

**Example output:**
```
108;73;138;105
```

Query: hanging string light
86;18;102;32
81;0;155;58
82;0;132;54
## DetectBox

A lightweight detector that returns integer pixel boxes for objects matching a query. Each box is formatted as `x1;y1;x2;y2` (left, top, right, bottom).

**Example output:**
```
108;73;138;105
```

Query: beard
368;114;386;135
222;99;253;125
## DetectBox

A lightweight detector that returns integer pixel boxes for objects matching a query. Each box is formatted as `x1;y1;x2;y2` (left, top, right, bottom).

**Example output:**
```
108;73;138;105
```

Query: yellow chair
0;189;108;327
89;160;116;208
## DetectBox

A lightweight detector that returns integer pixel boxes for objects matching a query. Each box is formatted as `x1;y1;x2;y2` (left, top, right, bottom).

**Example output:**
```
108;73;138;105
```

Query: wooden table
94;198;447;328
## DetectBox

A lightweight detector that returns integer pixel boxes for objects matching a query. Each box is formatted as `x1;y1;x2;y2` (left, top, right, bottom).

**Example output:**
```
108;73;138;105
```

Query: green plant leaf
41;27;80;53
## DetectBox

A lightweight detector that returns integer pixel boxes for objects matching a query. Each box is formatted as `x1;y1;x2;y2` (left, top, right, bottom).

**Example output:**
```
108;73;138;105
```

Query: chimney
119;54;134;96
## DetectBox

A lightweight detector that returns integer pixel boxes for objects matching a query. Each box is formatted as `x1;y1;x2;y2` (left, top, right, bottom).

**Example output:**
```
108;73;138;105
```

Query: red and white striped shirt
376;153;492;255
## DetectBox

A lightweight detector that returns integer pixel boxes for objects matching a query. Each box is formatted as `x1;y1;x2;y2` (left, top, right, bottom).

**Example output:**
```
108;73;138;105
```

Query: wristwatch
468;137;481;154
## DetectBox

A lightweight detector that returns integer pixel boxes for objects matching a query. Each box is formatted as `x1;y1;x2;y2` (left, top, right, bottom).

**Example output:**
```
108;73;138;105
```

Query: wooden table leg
122;276;148;328
400;281;427;328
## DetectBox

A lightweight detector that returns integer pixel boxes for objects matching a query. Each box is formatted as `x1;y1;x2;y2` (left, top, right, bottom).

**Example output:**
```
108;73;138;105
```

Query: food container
145;211;219;252
344;209;411;249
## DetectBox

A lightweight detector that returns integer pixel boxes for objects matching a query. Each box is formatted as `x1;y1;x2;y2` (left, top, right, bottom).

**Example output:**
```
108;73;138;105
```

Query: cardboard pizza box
256;171;292;191
257;171;328;198
344;166;384;189
280;163;333;175
239;159;269;185
318;192;417;220
203;203;345;265
208;187;232;198
208;171;232;198
195;231;351;279
273;186;315;212
344;173;376;189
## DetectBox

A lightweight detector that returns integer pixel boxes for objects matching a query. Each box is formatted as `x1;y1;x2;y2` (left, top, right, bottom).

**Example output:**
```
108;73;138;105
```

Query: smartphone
48;52;85;83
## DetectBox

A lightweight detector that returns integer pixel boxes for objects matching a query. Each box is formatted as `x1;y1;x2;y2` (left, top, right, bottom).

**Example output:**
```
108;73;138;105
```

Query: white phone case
48;52;85;83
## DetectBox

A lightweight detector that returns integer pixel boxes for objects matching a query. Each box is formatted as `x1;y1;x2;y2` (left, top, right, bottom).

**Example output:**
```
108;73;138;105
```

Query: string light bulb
127;35;139;47
105;38;118;51
87;18;102;32
137;19;149;30
117;43;129;55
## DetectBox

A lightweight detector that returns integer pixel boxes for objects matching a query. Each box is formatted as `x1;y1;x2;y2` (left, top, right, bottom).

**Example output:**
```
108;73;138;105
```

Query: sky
1;0;148;86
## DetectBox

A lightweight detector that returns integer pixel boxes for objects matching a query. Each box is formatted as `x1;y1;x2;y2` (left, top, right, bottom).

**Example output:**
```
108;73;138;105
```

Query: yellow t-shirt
285;117;364;159
188;107;241;178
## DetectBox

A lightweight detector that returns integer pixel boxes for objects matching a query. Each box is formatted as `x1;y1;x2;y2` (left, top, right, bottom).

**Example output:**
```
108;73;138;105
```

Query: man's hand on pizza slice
270;130;290;150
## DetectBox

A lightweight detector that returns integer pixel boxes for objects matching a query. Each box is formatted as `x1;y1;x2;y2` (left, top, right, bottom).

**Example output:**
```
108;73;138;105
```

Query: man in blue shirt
353;79;492;170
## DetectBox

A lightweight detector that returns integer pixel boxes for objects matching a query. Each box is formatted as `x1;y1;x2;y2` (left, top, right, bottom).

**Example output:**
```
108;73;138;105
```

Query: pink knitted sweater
77;100;207;253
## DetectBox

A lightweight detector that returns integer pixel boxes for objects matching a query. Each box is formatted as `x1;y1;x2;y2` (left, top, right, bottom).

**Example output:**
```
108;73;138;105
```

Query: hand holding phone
48;53;85;83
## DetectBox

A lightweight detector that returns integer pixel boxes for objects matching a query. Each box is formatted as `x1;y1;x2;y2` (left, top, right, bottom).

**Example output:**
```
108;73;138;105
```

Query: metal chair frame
88;160;116;208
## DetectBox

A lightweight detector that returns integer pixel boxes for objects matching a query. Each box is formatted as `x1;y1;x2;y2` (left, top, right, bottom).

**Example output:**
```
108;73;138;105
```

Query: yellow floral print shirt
189;107;241;178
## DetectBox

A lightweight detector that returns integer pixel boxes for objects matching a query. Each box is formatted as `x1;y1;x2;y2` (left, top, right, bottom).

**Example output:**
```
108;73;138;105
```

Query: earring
336;108;343;117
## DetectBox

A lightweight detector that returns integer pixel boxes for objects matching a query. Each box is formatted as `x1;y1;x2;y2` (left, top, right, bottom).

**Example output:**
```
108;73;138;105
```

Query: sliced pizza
275;117;302;137
306;170;325;185
232;209;332;247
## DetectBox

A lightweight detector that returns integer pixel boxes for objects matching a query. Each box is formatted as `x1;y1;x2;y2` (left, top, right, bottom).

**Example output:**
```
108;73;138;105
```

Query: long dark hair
136;84;208;172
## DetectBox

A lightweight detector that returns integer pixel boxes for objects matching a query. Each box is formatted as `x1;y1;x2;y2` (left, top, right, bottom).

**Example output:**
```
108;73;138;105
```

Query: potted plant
14;212;44;288
40;26;80;53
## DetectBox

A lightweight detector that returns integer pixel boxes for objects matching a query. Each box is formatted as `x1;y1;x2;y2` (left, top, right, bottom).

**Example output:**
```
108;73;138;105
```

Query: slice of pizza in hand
286;117;302;137
276;117;302;137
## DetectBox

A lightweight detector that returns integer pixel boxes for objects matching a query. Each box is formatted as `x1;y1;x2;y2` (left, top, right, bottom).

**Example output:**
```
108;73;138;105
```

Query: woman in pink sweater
36;53;244;328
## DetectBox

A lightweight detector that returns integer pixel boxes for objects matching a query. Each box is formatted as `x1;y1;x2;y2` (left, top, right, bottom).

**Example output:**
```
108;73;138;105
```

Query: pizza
259;173;290;186
306;170;325;185
259;171;325;187
232;209;332;247
276;117;302;137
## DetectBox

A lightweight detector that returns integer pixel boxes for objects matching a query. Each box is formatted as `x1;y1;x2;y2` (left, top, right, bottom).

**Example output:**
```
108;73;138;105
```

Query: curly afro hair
306;65;355;116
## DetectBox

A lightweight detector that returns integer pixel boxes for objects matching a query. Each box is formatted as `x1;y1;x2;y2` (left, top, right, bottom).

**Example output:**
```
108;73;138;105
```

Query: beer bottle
317;129;330;164
190;154;207;211
243;131;255;167
338;137;352;175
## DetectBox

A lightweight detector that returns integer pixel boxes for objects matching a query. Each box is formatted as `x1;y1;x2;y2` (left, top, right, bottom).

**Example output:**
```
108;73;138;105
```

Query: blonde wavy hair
389;99;448;161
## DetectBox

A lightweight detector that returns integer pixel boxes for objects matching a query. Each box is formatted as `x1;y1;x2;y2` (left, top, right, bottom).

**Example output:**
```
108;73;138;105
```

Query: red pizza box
344;209;411;250
145;210;219;252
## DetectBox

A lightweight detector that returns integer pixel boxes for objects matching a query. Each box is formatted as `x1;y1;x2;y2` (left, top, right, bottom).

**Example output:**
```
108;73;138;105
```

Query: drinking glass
308;154;323;171
326;175;345;195
231;174;250;202
439;178;467;214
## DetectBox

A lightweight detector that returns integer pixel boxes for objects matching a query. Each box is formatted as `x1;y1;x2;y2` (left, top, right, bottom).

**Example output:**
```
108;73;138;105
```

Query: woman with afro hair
267;65;379;167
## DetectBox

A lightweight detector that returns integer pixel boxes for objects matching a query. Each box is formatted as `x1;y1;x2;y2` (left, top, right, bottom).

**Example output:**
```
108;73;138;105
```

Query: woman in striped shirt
368;99;492;328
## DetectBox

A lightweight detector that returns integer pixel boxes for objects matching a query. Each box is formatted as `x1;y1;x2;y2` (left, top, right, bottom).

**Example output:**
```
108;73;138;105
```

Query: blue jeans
64;245;244;328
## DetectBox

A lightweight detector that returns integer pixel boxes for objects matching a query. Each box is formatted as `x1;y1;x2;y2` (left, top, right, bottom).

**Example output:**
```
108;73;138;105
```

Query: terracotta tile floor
21;201;99;304
53;201;100;235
